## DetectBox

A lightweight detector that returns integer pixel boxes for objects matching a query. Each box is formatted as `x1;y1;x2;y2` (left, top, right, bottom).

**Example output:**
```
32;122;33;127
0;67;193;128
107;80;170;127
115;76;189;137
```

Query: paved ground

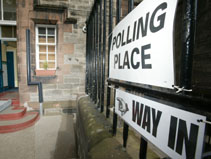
0;114;76;159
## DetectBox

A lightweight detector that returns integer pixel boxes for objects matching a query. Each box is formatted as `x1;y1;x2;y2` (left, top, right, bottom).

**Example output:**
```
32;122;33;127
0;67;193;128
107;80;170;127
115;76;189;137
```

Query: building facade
17;0;94;109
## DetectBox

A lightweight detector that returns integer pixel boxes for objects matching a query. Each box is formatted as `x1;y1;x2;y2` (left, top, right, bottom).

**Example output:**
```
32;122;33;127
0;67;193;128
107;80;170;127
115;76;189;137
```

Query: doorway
6;51;14;89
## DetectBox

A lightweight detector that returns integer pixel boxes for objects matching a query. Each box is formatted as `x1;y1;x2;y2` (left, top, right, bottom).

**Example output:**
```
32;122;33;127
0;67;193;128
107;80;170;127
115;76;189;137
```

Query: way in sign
132;100;162;137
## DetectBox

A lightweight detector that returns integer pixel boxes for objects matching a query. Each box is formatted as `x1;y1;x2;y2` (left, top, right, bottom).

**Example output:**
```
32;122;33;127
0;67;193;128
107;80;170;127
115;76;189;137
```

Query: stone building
16;0;94;109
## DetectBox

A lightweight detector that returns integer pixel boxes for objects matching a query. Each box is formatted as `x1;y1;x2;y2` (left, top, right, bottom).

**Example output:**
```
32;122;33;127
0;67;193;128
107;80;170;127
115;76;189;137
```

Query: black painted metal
88;22;91;95
106;0;113;118
108;78;211;116
91;16;95;100
123;122;129;148
116;0;121;23
128;0;134;13
96;3;99;106
89;17;93;99
85;0;209;158
92;15;95;101
112;113;117;136
122;3;134;149
26;29;43;103
140;137;148;159
180;0;198;90
101;0;106;112
112;0;121;136
98;0;102;108
94;7;97;104
85;22;89;94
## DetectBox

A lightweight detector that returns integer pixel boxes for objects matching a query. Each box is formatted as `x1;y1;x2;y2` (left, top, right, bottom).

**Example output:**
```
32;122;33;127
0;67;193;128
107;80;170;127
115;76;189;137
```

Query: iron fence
85;0;211;158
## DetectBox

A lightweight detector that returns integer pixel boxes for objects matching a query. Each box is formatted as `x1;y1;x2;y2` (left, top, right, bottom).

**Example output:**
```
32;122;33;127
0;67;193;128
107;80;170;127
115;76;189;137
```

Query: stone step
0;100;12;112
0;106;27;120
0;112;39;133
0;99;20;107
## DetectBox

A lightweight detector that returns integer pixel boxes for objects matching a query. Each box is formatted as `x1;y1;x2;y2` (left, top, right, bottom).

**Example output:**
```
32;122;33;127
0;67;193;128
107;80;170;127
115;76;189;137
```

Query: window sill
35;70;56;77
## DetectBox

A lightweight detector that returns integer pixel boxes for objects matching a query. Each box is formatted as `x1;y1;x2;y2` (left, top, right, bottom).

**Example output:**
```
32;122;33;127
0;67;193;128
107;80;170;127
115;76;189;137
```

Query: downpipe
26;29;44;116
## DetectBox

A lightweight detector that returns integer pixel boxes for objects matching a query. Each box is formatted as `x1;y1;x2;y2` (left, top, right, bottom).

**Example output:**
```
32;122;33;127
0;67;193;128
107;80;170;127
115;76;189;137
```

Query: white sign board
109;0;178;89
115;89;206;159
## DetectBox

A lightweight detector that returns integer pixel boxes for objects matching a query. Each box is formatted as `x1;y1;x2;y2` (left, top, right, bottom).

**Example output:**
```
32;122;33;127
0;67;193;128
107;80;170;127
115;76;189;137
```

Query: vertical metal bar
101;0;106;112
85;22;89;94
91;16;94;100
123;122;129;148
88;23;92;95
128;0;134;13
92;15;95;101
122;2;133;147
106;0;113;118
113;0;121;136
89;18;92;98
94;7;97;104
96;4;99;105
112;88;117;136
116;0;121;23
180;0;198;89
98;0;102;108
139;138;148;159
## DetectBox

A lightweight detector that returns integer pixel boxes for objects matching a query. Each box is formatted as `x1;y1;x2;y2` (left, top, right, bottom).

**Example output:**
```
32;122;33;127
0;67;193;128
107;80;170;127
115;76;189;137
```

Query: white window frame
35;24;57;70
0;0;16;23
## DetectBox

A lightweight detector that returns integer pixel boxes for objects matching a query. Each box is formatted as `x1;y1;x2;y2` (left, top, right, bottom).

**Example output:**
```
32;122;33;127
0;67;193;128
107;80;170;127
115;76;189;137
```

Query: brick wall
17;0;94;108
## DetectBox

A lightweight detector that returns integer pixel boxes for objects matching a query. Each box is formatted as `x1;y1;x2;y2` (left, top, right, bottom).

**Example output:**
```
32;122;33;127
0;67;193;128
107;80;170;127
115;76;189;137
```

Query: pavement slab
0;114;76;159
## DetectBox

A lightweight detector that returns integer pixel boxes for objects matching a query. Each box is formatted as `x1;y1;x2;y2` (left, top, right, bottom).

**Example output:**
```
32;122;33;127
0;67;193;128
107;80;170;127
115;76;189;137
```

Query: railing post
88;22;91;95
122;0;134;148
85;22;89;94
112;88;118;136
96;2;99;106
98;0;102;108
91;16;95;101
112;0;121;136
140;137;148;159
180;0;198;90
128;0;134;13
106;0;113;118
101;0;107;112
94;6;97;104
123;122;129;148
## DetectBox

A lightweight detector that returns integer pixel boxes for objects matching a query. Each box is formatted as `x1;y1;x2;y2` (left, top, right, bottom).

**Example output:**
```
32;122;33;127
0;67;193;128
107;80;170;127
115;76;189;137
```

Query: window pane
48;54;55;60
39;45;46;52
47;36;55;43
39;54;46;60
48;62;55;69
39;36;46;43
48;46;55;52
13;26;16;37
48;28;55;35
2;26;13;38
3;0;16;20
38;27;46;34
39;62;44;69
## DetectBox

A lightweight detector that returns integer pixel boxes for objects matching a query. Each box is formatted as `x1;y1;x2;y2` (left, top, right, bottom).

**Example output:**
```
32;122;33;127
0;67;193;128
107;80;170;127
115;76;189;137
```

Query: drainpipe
26;29;44;116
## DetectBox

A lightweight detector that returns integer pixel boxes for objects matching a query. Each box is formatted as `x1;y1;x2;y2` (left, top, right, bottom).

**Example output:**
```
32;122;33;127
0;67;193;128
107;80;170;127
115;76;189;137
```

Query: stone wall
17;0;94;108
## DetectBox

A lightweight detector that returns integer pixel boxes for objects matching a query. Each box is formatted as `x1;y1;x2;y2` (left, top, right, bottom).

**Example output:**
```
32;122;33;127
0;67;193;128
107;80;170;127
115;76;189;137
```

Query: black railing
85;0;211;158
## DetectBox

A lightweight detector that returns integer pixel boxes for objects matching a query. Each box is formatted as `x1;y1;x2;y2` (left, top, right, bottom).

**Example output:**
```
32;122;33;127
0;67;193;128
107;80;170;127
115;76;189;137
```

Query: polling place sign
109;0;178;89
115;89;206;159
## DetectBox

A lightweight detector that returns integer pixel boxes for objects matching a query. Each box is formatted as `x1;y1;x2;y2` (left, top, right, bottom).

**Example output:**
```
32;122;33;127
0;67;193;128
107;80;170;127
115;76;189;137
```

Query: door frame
0;40;3;92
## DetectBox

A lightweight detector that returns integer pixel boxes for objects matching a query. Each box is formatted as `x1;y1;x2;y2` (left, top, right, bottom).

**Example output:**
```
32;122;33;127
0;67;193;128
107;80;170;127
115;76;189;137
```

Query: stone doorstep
0;100;12;112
